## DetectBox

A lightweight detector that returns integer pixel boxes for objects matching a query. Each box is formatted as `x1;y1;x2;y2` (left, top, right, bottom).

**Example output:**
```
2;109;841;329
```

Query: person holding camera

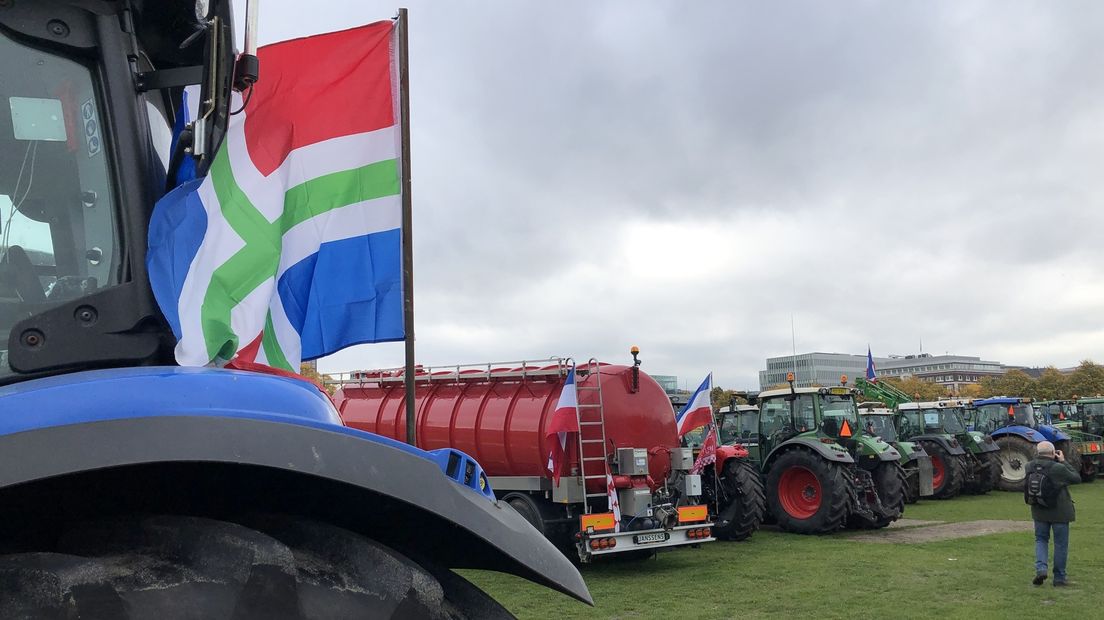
1026;441;1080;587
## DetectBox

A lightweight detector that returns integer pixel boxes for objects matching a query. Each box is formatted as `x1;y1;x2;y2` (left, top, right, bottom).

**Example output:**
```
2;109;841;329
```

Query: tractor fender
1037;424;1072;443
0;367;591;604
908;434;966;456
968;432;1002;453
991;425;1045;444
713;444;750;475
764;437;854;469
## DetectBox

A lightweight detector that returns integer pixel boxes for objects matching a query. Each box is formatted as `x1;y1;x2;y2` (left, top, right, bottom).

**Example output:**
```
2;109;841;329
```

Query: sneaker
1033;573;1047;586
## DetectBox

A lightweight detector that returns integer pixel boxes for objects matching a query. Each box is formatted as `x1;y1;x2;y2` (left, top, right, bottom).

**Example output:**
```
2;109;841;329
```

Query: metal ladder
574;358;609;514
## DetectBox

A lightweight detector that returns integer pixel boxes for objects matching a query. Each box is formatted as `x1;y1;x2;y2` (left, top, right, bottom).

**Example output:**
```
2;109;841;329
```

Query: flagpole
398;8;417;447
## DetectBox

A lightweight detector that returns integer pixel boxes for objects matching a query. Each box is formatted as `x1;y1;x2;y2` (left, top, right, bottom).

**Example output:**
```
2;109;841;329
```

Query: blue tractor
968;397;1071;492
0;1;589;616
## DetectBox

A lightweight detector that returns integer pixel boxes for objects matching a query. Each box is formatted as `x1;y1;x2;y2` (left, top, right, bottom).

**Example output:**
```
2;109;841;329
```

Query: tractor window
0;32;119;379
920;409;943;432
943;409;967;434
820;395;859;432
794;395;816;432
863;415;897;442
976;404;1033;429
1083;403;1104;418
898;411;919;438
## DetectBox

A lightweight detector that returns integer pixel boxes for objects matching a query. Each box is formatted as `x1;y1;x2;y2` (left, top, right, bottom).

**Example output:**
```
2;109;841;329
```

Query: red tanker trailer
333;353;763;561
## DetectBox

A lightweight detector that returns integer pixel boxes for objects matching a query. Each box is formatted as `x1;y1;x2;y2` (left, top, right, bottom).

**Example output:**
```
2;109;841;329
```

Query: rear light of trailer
589;537;617;550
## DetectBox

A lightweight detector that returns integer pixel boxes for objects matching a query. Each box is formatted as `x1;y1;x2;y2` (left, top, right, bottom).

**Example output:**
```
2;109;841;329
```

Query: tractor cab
1077;398;1104;436
716;404;761;447
857;404;898;442
756;385;888;461
1036;400;1078;426
969;397;1040;433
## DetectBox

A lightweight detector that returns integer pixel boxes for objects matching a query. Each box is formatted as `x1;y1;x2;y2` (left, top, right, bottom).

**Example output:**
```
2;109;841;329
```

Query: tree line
711;360;1104;408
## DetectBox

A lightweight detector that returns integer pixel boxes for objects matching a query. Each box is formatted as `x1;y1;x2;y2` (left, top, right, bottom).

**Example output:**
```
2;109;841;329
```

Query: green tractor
897;400;1001;497
1037;400;1103;482
733;382;906;534
856;404;934;503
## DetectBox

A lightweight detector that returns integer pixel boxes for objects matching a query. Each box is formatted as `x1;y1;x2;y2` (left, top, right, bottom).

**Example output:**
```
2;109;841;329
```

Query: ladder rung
584;475;607;480
582;456;607;461
580;439;605;444
585;492;608;498
577;404;603;408
579;421;604;426
576;385;601;390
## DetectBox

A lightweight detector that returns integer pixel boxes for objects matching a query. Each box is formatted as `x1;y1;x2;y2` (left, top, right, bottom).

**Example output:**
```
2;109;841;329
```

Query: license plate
633;532;669;545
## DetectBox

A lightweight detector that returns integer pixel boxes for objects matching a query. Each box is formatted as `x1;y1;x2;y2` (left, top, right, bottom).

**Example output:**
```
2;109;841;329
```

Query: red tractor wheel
918;440;965;499
778;466;821;519
766;450;849;535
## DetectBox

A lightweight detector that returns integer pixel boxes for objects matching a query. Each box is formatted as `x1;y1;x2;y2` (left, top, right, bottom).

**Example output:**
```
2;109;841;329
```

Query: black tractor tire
918;440;966;499
1056;441;1084;481
713;458;766;541
847;461;907;530
902;462;920;504
0;514;511;620
765;450;850;535
964;451;1001;494
505;493;548;538
995;435;1036;492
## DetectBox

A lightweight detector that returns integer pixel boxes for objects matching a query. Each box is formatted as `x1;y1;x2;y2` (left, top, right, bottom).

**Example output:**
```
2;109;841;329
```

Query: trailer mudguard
907;434;967;456
764;437;855;467
0;367;592;604
991;425;1047;444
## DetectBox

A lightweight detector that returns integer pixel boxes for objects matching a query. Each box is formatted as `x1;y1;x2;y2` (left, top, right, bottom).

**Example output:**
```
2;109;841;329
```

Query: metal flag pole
398;8;417;447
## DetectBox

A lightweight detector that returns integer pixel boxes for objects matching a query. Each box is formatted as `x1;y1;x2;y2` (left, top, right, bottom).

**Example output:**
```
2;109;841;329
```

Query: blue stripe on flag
277;229;404;360
147;178;208;339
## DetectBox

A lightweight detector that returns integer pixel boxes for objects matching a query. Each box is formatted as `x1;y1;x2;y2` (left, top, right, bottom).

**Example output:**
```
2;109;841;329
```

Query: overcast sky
245;1;1104;389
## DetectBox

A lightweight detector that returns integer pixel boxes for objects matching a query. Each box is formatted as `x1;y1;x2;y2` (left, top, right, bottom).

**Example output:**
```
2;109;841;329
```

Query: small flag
546;366;579;485
690;424;718;475
606;467;622;532
676;373;714;437
866;346;877;382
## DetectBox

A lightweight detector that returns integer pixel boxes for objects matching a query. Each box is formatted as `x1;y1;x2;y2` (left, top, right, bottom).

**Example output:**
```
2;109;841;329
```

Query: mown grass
462;482;1104;619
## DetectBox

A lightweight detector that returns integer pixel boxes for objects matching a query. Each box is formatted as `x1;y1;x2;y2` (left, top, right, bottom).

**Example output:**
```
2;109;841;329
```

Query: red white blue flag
546;366;579;485
866;346;877;382
676;373;713;437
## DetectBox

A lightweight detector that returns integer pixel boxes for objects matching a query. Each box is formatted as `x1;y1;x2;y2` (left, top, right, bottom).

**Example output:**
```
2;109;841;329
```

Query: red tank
334;361;678;484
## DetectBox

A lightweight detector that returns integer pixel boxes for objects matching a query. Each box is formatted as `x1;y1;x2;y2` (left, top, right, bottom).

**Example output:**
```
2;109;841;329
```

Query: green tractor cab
741;383;906;534
1038;400;1102;482
898;400;1000;497
857;404;934;503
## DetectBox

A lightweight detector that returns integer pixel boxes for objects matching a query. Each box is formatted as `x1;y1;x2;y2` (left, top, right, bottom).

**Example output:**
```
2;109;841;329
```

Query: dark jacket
1028;457;1080;523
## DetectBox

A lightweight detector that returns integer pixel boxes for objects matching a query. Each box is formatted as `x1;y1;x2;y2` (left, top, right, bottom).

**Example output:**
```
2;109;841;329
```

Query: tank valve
630;346;641;393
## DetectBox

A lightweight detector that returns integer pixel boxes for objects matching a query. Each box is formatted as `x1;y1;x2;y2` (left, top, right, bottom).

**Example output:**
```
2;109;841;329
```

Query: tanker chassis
335;356;761;561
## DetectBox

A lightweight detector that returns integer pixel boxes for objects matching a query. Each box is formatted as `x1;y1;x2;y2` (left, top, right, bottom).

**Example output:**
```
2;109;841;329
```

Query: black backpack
1024;462;1059;508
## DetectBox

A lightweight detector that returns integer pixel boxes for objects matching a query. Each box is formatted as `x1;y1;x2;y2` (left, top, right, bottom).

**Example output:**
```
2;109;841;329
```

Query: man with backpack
1025;441;1080;587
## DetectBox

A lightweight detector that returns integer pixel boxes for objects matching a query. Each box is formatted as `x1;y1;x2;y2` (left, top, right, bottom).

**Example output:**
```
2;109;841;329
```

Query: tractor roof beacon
0;1;590;614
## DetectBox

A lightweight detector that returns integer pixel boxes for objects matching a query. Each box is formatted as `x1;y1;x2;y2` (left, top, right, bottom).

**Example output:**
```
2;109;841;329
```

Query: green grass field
462;482;1104;619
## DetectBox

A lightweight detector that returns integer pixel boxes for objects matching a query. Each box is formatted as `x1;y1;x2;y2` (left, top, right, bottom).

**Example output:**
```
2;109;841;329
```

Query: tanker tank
332;356;735;561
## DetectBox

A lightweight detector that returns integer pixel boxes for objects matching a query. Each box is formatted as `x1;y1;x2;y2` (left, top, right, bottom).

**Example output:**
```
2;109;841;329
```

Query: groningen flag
148;21;404;370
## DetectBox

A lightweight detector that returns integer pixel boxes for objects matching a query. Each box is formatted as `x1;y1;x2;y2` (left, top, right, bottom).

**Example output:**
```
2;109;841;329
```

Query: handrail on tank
326;357;574;387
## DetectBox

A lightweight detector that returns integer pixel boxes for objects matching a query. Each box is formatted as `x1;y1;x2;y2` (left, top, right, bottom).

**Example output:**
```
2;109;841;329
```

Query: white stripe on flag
276;194;402;279
173;179;246;366
267;294;302;366
226;275;275;362
224;114;399;223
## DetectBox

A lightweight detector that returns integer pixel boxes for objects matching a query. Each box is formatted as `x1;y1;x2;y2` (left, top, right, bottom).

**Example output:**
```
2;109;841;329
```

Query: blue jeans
1034;521;1069;581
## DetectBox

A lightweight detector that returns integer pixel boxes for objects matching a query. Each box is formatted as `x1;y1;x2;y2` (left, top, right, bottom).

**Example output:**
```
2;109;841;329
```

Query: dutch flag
676;373;714;437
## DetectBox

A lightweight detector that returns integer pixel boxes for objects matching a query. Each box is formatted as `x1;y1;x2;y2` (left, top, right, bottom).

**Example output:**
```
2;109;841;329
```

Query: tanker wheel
0;514;511;620
504;493;548;537
766;450;849;535
995;436;1036;492
713;458;766;541
918;441;965;499
848;461;906;530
